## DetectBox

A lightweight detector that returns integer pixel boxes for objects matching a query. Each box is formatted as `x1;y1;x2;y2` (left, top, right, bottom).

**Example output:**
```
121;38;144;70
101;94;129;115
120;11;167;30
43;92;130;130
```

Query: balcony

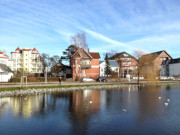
80;60;91;69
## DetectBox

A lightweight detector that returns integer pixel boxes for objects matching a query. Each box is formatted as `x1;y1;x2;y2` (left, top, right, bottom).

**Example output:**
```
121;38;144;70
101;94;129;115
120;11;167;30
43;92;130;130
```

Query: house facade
110;52;138;78
0;51;13;70
141;50;172;69
99;60;119;76
11;47;43;74
70;48;100;79
0;63;13;82
160;58;180;78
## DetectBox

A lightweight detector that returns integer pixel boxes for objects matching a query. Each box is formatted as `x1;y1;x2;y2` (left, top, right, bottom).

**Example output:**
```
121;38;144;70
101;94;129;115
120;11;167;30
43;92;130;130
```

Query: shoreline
0;82;180;97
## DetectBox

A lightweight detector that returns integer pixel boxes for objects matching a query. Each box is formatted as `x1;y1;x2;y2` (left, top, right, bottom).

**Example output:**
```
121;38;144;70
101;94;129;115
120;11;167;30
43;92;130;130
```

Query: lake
1;85;180;135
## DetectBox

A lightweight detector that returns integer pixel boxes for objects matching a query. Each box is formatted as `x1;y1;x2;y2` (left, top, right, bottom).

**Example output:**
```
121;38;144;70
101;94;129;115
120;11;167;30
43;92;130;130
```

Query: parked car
81;77;94;82
96;77;108;82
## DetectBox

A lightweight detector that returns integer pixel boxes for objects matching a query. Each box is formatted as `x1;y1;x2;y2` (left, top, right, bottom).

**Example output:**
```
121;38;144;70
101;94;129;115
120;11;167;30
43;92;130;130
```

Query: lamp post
45;67;47;83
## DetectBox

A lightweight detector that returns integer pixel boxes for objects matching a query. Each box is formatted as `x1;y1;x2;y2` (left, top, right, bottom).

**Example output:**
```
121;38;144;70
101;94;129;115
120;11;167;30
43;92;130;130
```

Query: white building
0;63;13;82
99;60;119;76
160;58;180;78
0;51;13;70
11;47;43;74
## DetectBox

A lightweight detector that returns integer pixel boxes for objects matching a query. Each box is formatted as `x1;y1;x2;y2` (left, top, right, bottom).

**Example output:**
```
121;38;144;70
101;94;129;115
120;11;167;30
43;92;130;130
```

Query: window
83;70;86;76
75;60;78;65
123;54;128;56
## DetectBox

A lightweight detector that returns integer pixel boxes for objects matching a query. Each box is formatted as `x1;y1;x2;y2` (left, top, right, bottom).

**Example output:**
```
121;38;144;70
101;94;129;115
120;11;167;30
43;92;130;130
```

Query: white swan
122;109;127;112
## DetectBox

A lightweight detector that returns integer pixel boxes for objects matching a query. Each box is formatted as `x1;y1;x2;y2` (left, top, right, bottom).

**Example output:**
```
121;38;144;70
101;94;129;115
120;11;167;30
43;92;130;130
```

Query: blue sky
0;0;180;59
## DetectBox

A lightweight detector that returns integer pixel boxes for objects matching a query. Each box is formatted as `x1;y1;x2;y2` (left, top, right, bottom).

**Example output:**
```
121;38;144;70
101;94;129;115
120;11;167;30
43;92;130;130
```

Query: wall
0;72;13;82
169;63;180;77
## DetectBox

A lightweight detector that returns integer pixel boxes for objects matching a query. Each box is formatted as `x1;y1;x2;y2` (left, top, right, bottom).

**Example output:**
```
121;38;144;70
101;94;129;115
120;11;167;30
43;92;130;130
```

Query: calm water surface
1;85;180;135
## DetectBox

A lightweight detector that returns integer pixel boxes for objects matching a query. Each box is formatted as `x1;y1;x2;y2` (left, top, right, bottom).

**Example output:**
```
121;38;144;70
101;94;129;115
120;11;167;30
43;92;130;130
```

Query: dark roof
140;50;172;61
109;51;137;60
100;60;119;67
89;52;100;59
109;60;119;67
169;58;180;64
99;60;104;64
0;64;13;73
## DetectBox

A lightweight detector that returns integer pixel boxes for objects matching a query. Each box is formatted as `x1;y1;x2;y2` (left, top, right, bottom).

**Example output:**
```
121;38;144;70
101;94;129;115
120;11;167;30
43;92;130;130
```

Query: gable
110;51;137;61
71;48;92;59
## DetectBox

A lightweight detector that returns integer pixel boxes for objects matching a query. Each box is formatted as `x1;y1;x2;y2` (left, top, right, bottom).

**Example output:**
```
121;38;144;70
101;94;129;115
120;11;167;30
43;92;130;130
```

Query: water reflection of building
69;90;100;135
10;95;44;118
0;97;11;117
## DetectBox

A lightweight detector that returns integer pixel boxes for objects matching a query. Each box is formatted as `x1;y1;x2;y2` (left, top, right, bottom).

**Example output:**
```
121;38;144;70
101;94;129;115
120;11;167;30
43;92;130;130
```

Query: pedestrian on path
59;77;62;86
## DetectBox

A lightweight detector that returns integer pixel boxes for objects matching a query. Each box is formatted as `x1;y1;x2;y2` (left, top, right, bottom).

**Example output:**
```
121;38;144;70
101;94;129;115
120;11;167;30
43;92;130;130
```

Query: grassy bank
0;81;180;92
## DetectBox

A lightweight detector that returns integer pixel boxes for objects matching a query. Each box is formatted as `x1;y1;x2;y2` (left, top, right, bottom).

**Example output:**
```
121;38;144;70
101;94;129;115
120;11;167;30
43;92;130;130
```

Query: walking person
59;77;62;86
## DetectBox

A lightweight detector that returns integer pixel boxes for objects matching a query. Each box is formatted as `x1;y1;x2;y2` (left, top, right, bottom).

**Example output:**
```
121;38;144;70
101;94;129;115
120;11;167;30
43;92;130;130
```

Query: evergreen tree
105;53;111;77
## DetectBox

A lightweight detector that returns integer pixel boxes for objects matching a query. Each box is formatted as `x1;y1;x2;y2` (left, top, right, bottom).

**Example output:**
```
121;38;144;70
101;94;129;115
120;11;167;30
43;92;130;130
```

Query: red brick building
70;48;100;79
110;52;138;78
140;50;172;70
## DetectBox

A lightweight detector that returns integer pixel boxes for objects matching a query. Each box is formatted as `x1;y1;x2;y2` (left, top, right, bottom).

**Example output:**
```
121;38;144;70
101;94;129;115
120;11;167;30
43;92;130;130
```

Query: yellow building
11;47;43;73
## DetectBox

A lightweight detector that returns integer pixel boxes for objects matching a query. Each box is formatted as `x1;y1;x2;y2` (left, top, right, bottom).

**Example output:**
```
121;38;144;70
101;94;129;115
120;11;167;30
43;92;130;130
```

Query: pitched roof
109;60;119;67
100;60;119;67
71;48;92;59
109;51;137;60
89;52;100;59
32;48;38;51
16;47;20;51
99;60;104;64
0;63;13;73
169;58;180;64
140;50;172;61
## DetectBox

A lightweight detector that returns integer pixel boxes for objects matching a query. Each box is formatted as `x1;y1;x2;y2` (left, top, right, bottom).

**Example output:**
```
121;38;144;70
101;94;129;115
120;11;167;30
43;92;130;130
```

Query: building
0;63;13;82
0;51;13;70
161;58;180;78
140;50;172;69
70;48;100;79
99;60;119;76
109;52;138;78
11;47;43;74
51;62;72;78
140;50;172;79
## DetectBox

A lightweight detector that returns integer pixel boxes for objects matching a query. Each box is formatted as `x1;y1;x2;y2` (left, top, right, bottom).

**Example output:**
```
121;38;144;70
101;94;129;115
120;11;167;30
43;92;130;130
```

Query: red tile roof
0;52;3;54
32;48;38;51
89;52;100;59
11;52;20;54
16;47;20;51
22;49;31;51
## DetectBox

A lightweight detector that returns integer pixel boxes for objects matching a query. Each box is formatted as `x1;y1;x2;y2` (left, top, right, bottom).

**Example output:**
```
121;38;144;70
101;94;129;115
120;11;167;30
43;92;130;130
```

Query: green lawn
0;81;179;91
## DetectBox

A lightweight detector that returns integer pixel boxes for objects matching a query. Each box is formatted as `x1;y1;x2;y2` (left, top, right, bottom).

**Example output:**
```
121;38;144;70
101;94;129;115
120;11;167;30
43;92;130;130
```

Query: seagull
165;103;168;106
89;101;92;104
167;99;170;102
122;109;127;112
158;97;162;100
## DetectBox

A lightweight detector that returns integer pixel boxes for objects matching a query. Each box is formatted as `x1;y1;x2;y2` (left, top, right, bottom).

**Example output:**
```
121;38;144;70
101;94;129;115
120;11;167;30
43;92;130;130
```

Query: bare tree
102;49;118;59
40;53;51;74
71;32;88;51
70;32;89;78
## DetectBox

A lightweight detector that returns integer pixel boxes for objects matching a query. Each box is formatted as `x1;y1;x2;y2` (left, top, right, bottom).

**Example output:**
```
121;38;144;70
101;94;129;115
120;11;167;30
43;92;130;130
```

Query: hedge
10;77;61;83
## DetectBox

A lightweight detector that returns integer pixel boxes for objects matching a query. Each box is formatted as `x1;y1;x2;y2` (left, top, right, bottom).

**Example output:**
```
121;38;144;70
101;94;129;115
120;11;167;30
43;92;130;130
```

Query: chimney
88;48;90;53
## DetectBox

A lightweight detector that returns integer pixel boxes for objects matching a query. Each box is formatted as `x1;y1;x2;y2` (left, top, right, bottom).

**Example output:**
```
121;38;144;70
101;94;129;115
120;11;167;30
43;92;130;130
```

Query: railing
80;63;91;68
